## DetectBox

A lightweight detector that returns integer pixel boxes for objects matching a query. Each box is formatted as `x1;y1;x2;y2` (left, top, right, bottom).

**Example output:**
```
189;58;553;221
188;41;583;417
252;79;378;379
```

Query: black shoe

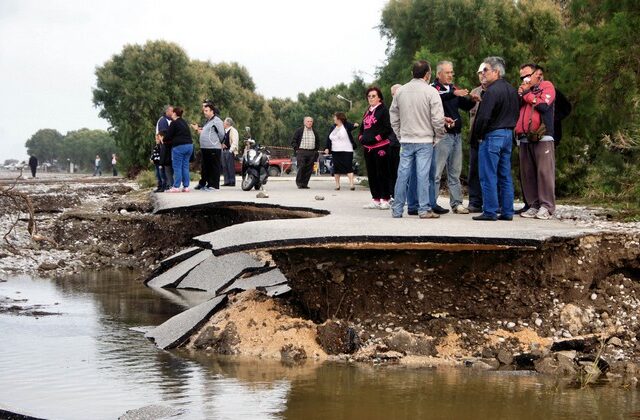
472;213;497;221
432;205;450;215
498;214;513;221
153;188;163;193
467;205;483;213
194;184;204;190
408;210;418;216
514;205;530;215
298;185;310;189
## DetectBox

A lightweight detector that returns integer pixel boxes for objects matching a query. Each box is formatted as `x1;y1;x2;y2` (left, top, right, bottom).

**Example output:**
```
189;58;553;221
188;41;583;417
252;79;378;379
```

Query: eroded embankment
185;232;640;383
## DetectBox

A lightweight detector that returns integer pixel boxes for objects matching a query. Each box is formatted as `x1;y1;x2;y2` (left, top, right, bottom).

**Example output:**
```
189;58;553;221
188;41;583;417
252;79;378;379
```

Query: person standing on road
471;56;519;221
324;112;358;191
431;60;476;214
28;155;38;178
515;63;557;220
222;117;239;186
165;106;193;192
466;63;489;213
360;87;394;209
157;105;174;188
192;100;224;191
389;60;446;219
93;155;102;176
291;116;320;189
111;154;118;176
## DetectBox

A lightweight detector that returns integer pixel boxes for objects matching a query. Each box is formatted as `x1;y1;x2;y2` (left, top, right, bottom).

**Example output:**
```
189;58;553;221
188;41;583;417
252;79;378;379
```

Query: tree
25;129;63;164
93;41;198;171
59;129;117;171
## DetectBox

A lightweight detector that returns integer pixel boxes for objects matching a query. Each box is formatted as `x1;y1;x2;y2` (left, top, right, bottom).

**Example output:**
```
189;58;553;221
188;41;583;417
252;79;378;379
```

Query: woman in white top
324;112;358;190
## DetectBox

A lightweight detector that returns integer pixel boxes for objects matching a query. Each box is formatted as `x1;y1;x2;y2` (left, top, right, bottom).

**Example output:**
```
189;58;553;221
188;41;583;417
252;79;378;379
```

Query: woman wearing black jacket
324;112;358;190
164;107;193;192
359;87;393;209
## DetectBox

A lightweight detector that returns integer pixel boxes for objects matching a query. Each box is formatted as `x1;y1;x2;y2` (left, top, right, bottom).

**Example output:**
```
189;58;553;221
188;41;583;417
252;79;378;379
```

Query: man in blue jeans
470;56;519;221
389;60;446;219
431;61;476;214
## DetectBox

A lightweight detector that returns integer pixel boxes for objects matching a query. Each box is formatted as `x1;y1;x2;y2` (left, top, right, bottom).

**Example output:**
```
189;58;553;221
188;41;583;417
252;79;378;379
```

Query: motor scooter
241;131;270;191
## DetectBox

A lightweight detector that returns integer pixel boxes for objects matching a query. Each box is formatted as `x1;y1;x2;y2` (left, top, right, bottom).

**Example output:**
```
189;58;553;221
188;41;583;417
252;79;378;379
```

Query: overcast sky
0;0;389;162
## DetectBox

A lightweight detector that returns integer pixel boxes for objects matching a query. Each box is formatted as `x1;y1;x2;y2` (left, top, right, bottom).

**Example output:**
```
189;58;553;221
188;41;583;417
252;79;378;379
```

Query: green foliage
135;169;157;189
25;129;64;163
93;40;198;172
60;128;117;171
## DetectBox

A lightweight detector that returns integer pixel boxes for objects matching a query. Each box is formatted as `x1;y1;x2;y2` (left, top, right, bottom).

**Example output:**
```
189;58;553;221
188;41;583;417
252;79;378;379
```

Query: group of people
341;57;562;221
93;154;118;177
151;101;239;193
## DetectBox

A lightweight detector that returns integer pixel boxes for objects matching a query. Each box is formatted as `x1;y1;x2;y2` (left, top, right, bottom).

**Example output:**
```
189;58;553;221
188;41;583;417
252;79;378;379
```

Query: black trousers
363;144;392;200
468;145;482;208
30;165;37;178
199;148;222;189
296;149;317;187
221;149;236;185
388;145;400;197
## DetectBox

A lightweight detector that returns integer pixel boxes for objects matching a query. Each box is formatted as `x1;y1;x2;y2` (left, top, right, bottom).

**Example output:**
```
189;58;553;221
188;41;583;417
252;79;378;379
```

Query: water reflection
0;272;638;420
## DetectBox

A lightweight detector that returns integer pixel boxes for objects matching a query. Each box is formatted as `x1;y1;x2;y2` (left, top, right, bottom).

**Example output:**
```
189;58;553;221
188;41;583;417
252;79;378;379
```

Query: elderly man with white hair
221;117;239;186
291;116;320;189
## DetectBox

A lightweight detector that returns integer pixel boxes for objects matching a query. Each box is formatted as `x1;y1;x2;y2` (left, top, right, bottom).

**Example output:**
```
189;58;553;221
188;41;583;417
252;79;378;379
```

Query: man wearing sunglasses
470;57;519;221
515;64;557;220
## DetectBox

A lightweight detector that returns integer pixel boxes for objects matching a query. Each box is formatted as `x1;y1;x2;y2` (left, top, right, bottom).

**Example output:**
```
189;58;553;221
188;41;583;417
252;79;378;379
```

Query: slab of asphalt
220;267;289;294
145;295;227;350
176;252;266;292
153;176;602;255
145;250;211;288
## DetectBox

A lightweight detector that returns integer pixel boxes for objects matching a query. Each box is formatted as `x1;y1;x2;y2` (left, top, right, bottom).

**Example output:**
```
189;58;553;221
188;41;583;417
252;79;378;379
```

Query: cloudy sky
0;0;389;162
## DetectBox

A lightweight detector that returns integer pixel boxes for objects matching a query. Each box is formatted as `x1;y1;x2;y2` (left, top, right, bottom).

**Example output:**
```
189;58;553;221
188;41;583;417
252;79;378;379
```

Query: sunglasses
520;73;533;81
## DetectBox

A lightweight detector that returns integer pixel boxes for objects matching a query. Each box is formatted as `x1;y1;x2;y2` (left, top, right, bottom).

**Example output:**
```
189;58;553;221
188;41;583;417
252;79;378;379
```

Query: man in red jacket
515;64;556;220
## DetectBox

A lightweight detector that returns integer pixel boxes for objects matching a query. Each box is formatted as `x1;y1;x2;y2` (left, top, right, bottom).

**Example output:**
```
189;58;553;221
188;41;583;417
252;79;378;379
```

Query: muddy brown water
1;271;639;419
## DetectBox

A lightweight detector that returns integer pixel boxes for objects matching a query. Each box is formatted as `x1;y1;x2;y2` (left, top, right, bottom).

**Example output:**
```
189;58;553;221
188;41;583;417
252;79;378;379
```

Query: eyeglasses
520;73;533;81
481;67;493;73
367;94;378;98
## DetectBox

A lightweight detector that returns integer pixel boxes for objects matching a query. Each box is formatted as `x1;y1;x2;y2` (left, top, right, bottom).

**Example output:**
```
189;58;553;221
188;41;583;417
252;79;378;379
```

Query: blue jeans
392;143;434;216
154;165;166;188
433;133;463;207
478;129;514;217
172;143;193;188
407;147;437;212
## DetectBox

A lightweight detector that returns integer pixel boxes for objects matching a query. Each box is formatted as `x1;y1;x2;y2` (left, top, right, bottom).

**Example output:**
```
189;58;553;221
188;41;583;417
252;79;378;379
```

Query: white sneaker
379;200;391;210
520;207;538;218
453;205;469;214
535;207;552;220
363;201;381;209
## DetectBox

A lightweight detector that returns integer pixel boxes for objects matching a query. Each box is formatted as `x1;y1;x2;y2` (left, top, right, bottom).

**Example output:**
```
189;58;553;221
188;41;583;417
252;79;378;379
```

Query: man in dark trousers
291;116;320;189
28;156;38;178
471;56;519;221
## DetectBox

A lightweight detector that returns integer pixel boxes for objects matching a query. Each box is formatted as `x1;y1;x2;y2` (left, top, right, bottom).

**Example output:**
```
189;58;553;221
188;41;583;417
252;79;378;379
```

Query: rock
555;350;577;363
608;337;623;347
119;209;128;215
467;359;494;371
314;195;325;200
280;344;307;362
506;322;516;329
480;358;501;369
38;261;59;271
497;349;514;365
591;293;598;301
316;320;360;354
535;318;543;327
535;356;558;375
560;303;591;335
119;404;184;420
256;191;269;198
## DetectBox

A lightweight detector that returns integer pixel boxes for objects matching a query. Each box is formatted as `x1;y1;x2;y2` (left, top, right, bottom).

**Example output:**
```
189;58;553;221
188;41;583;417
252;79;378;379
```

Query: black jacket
359;103;392;146
164;118;192;147
432;78;475;134
291;126;321;151
325;121;357;152
471;78;519;143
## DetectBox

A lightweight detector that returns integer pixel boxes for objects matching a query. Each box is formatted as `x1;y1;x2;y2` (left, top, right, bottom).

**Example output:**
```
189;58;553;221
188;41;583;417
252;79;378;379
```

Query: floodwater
1;271;639;420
